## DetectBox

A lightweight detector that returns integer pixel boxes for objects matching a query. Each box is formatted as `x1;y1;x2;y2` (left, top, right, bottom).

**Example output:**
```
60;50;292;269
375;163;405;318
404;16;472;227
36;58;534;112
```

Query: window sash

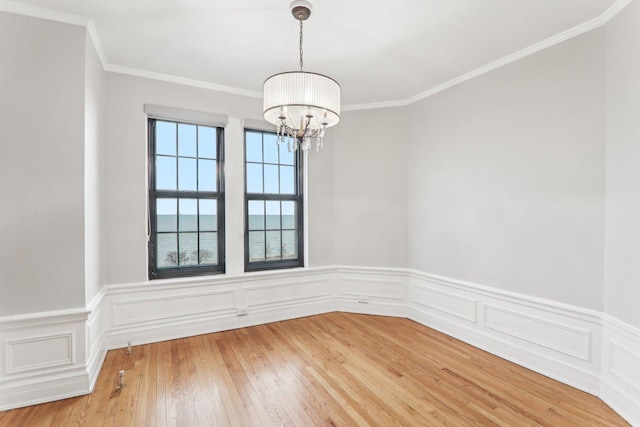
148;118;225;279
244;129;304;272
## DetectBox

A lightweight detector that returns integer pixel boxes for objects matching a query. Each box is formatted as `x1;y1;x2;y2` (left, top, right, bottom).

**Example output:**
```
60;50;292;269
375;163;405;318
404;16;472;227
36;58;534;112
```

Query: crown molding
104;64;262;99
0;0;89;26
0;1;107;70
1;0;632;110
86;20;108;69
341;99;411;112
600;0;633;24
346;0;633;111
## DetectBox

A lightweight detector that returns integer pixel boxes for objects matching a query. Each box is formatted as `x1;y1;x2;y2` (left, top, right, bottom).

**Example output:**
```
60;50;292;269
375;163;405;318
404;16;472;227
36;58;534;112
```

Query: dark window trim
148;118;226;279
244;128;304;272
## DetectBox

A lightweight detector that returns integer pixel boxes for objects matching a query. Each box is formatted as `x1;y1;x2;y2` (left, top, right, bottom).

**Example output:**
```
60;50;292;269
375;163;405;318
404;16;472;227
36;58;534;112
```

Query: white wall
0;12;86;316
84;33;106;305
604;0;640;329
407;29;606;310
329;109;409;268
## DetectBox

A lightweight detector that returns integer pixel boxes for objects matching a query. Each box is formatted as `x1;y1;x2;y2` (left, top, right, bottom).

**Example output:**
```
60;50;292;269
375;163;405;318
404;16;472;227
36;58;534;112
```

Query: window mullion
175;124;179;191
262;200;267;262
279;201;284;261
261;134;266;193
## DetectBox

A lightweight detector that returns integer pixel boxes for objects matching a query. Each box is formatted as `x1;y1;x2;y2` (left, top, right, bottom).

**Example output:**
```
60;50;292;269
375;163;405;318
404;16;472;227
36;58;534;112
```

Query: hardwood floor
0;313;629;426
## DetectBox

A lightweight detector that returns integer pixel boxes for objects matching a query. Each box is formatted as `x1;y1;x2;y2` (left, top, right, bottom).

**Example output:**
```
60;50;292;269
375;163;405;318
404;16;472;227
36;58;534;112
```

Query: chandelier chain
299;18;304;71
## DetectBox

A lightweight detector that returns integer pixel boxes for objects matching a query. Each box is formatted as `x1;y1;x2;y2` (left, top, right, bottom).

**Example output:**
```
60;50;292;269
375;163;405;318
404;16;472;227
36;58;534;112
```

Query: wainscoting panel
242;278;332;310
609;342;640;391
333;267;408;317
482;304;591;361
102;267;337;351
103;282;238;350
111;289;235;327
6;333;73;374
600;315;640;426
413;283;477;322
408;270;602;395
0;309;91;411
2;266;639;426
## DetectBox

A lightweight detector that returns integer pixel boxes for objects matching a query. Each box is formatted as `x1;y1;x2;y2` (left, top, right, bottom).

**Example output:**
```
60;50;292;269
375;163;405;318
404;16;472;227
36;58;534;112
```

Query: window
148;119;225;279
245;129;303;271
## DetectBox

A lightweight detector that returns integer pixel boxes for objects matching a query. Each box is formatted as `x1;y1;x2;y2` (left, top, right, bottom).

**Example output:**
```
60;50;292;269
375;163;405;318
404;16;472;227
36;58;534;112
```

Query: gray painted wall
329;109;409;268
306;130;336;267
84;33;106;306
407;29;606;310
103;73;344;284
104;73;263;284
3;4;640;332
0;13;87;316
604;1;640;329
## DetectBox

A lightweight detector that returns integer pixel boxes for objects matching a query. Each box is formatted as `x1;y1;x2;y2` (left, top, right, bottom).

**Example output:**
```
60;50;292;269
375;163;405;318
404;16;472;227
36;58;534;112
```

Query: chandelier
263;0;341;153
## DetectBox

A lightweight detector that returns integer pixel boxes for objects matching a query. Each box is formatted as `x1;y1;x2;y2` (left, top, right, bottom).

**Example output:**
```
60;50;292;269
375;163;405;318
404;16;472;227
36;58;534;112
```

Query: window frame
148;118;226;279
244;128;304;272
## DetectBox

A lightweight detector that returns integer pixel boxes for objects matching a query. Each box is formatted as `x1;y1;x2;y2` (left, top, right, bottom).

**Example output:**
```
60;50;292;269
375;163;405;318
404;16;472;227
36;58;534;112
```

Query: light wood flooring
0;312;629;426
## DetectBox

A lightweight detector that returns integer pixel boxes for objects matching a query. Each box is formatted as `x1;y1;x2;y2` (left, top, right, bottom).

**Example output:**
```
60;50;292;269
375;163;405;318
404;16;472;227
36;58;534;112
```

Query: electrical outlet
237;306;248;316
357;296;369;304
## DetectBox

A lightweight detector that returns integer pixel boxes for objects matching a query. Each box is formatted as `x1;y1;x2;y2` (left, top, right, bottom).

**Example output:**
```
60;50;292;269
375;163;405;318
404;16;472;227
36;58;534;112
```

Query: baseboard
1;266;639;427
600;314;640;426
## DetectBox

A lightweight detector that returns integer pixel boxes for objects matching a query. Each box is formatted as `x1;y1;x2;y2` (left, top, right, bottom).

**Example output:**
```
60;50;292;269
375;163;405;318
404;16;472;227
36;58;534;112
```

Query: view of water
156;215;297;268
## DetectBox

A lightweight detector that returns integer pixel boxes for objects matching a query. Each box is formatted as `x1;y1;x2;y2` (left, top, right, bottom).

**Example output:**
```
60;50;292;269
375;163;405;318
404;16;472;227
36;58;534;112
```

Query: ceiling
5;0;622;108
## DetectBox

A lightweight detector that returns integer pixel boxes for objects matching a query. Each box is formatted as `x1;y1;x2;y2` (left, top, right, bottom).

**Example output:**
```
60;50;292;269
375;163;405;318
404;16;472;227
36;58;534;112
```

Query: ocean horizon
156;215;296;267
